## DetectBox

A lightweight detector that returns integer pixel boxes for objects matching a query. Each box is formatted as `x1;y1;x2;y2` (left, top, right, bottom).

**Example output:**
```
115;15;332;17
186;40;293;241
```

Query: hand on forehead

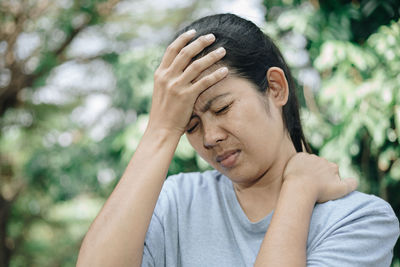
191;62;226;84
193;65;230;111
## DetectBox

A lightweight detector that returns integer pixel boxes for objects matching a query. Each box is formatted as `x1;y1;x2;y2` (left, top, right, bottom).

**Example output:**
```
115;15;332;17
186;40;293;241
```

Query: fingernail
216;47;225;54
219;67;228;74
205;34;215;41
186;29;196;36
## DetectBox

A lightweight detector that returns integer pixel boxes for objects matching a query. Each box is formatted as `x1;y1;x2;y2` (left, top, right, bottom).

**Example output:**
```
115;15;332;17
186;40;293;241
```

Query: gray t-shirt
141;170;399;267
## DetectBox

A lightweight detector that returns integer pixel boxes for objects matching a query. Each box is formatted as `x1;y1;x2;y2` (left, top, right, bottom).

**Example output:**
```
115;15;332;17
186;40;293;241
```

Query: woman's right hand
147;29;228;136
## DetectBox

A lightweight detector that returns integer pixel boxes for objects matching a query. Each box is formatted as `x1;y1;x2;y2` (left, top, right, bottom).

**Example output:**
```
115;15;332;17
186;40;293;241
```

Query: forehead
194;72;259;108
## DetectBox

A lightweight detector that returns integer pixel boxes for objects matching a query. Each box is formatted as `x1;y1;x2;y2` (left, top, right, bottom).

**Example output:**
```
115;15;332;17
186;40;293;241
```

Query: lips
216;150;240;168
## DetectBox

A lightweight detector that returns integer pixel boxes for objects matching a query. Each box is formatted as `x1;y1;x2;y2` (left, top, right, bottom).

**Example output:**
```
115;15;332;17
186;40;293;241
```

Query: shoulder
312;191;397;224
310;191;399;235
307;192;399;267
307;191;399;266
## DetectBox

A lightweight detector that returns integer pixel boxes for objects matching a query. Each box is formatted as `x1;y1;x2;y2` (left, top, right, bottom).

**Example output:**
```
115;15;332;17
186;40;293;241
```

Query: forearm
254;179;316;267
77;127;180;267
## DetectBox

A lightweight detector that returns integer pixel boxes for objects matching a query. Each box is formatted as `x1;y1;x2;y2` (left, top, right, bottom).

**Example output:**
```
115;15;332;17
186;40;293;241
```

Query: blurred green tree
262;0;400;264
1;1;122;265
0;0;210;266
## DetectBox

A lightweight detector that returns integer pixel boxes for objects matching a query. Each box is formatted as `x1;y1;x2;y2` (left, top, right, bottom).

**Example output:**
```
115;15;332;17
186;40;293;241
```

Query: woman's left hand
255;153;358;266
282;152;358;203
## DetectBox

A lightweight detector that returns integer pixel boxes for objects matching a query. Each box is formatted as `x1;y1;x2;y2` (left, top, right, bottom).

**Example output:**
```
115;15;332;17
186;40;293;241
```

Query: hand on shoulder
283;152;358;203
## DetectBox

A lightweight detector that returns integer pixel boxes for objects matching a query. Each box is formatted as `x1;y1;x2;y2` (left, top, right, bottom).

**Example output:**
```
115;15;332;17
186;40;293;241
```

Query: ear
266;67;289;107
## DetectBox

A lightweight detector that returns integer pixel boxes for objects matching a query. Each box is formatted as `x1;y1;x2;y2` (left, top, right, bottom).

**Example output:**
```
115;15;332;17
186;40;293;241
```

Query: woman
77;14;399;266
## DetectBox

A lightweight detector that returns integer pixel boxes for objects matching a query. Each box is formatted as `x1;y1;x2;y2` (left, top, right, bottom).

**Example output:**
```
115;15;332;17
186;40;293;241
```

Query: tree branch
0;0;121;116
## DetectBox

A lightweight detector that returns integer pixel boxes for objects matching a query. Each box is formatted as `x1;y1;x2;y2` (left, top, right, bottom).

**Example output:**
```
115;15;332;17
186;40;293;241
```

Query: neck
232;140;297;222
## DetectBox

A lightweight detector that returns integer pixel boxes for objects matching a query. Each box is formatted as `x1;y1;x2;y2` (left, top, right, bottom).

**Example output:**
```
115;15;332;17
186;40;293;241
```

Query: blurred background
0;0;399;266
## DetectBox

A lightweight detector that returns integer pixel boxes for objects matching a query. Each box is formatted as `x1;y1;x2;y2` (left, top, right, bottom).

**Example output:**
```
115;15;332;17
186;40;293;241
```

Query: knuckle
190;61;202;72
197;78;208;89
154;74;163;84
297;152;307;159
333;163;339;172
204;54;216;65
155;70;168;84
211;51;221;60
312;154;320;159
164;68;172;76
201;76;214;87
329;162;338;168
179;47;190;57
154;68;162;79
166;44;178;54
168;79;180;89
308;154;317;160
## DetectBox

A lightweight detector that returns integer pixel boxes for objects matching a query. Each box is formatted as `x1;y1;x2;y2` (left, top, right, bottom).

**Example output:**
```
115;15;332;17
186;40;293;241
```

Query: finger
337;177;359;199
181;47;226;84
343;177;358;193
159;29;197;69
169;33;216;74
330;162;339;175
318;177;358;203
191;66;229;94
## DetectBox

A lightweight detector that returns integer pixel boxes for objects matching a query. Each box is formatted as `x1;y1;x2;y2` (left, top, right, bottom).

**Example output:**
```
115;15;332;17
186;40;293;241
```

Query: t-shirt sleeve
307;195;399;267
141;212;165;267
140;175;180;267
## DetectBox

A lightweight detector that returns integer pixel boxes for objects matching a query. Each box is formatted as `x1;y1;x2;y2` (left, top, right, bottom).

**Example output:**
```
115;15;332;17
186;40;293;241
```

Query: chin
217;167;257;184
222;163;270;186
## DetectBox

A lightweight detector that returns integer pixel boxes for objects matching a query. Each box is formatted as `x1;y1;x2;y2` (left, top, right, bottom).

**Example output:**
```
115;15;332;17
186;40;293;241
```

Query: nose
202;120;227;149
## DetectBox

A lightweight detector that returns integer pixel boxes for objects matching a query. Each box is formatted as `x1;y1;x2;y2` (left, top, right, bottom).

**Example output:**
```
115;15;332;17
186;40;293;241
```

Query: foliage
312;19;400;266
262;0;400;264
0;0;211;266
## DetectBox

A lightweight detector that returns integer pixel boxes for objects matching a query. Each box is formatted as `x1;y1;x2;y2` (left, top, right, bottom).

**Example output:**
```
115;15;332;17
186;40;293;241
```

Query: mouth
216;150;240;168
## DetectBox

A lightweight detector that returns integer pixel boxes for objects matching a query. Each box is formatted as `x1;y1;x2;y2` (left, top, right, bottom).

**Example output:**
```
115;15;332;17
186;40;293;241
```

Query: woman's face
185;73;295;185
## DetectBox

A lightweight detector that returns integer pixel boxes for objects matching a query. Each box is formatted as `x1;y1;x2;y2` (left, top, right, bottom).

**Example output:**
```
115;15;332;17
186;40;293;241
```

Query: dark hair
174;13;310;153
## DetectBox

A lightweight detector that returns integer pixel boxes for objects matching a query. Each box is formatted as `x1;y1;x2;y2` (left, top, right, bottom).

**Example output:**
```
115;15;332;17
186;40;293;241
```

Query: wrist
281;177;318;205
139;125;181;151
145;123;183;140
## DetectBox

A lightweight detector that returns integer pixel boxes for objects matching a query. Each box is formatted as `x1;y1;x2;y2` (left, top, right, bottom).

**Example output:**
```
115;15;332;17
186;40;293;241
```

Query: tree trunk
0;196;11;267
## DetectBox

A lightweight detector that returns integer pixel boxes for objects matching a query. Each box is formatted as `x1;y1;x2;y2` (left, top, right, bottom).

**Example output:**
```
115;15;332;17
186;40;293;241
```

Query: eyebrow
190;93;231;119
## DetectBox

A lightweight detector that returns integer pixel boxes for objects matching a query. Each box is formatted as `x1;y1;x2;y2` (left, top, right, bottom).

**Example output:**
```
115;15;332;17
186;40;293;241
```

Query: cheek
230;105;269;138
236;110;281;153
187;134;209;160
187;134;201;151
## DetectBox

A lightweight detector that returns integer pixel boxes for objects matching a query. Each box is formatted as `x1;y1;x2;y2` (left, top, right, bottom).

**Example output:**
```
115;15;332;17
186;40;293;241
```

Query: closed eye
215;103;232;114
186;124;198;134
